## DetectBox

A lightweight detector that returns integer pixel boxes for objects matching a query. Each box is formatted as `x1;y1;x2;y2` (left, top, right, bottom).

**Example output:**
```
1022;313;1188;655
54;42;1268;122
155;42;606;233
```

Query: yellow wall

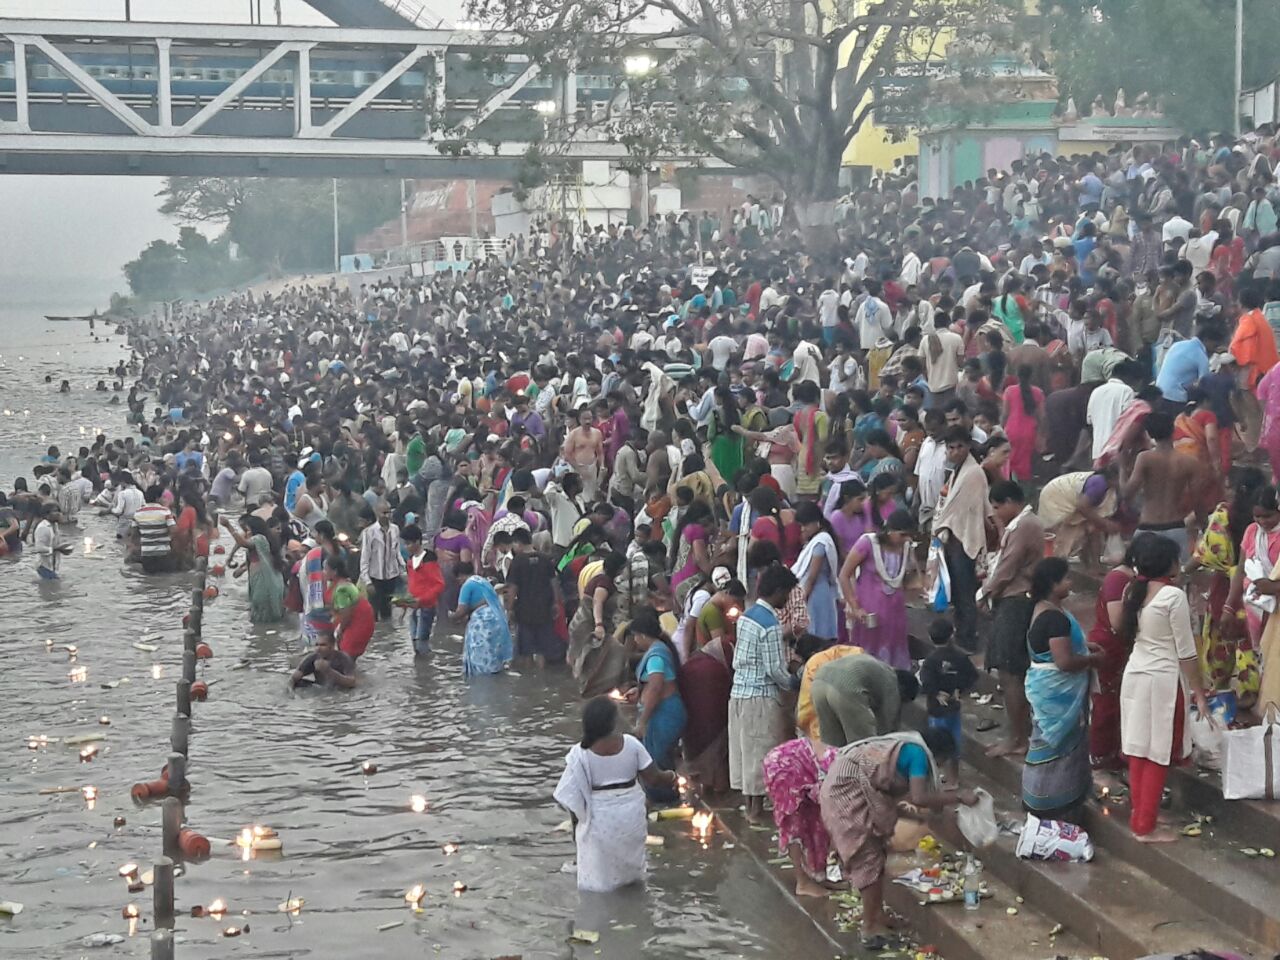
831;0;935;172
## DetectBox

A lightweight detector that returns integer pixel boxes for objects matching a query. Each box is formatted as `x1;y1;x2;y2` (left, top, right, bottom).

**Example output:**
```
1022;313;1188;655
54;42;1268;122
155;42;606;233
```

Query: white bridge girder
0;18;708;176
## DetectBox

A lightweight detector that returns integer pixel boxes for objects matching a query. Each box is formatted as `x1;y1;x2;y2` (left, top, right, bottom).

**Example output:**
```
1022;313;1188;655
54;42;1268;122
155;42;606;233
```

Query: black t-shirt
1027;609;1072;657
506;552;556;626
919;646;979;717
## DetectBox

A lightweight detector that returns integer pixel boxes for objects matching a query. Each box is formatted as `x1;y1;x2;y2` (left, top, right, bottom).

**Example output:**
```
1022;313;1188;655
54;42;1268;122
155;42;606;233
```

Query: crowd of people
8;126;1280;954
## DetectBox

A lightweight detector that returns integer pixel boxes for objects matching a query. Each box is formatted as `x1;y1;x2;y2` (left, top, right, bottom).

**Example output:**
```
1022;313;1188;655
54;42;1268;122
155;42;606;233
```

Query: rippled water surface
0;311;829;960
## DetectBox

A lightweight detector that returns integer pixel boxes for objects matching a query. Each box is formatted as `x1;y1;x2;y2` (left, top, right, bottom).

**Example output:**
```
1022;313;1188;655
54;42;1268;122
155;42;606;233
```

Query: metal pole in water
182;650;196;684
150;930;174;960
176;680;191;718
153;857;176;928
161;796;183;858
166;753;187;799
171;714;190;757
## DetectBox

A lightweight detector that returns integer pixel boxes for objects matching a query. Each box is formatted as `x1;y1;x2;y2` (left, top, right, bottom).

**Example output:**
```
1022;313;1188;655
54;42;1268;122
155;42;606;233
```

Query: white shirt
1086;378;1135;460
856;296;893;349
1162;216;1193;245
900;251;922;287
914;437;948;513
922;329;965;392
791;341;824;385
818;289;840;328
708;335;738;371
359;522;407;582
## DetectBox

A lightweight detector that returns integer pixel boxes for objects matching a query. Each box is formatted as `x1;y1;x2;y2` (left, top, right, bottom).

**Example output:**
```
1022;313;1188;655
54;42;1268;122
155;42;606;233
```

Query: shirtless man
1121;410;1198;562
562;405;605;501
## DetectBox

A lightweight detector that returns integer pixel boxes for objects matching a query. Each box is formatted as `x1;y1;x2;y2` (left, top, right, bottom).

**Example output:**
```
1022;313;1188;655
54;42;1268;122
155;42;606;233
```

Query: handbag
924;536;951;613
1221;707;1280;801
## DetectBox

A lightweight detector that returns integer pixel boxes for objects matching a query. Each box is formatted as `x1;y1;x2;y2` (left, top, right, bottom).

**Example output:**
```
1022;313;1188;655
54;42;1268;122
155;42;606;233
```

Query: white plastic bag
1221;709;1280;801
956;787;998;849
1015;813;1094;862
1189;710;1224;771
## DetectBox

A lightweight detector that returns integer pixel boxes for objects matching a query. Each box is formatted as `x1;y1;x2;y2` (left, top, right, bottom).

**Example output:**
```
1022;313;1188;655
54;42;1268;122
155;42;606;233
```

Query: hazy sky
0;1;463;308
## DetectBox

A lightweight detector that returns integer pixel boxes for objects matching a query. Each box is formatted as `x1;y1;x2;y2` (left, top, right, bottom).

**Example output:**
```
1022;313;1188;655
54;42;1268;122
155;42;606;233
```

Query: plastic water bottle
963;855;981;911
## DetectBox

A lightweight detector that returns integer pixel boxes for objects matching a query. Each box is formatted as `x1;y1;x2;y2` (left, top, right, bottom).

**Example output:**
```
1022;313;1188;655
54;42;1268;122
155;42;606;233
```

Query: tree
155;177;402;275
1048;0;1280;135
465;0;1030;222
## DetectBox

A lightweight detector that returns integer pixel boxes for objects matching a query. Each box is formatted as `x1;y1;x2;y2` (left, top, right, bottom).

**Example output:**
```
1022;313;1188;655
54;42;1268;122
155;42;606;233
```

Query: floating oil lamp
360;760;377;775
207;898;227;919
84;536;94;555
79;745;99;762
278;897;304;915
442;843;458;856
151;664;163;680
409;794;428;813
82;785;98;808
122;903;139;919
118;862;139;880
691;811;713;839
69;666;88;683
99;716;111;726
452;881;467;897
404;884;426;909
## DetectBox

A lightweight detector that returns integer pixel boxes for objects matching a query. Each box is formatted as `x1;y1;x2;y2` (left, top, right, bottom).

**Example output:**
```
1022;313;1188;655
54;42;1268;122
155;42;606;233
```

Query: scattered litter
132;643;158;653
378;921;404;932
1180;824;1202;838
648;806;694;822
975;694;993;705
559;862;577;875
142;634;162;643
644;835;664;847
569;930;599;944
0;901;23;916
1241;847;1259;858
1006;906;1018;916
554;820;572;833
81;933;125;947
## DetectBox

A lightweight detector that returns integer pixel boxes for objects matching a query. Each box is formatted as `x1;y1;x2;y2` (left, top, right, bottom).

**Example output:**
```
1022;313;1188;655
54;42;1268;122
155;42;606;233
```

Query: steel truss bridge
0;17;701;178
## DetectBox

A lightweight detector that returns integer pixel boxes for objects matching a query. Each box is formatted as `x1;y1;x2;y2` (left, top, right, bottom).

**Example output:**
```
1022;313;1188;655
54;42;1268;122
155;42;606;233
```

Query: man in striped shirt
131;485;175;574
728;564;801;824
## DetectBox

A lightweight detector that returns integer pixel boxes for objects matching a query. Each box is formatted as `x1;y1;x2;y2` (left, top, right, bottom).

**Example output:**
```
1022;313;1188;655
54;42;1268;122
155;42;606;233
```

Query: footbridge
0;16;704;177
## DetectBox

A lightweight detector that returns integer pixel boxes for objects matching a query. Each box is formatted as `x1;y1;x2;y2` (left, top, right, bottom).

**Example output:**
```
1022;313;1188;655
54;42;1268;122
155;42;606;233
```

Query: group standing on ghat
8;127;1280;955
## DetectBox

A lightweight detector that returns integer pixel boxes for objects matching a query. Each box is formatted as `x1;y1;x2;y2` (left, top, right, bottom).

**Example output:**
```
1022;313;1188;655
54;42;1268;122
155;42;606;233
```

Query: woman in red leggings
1118;535;1212;842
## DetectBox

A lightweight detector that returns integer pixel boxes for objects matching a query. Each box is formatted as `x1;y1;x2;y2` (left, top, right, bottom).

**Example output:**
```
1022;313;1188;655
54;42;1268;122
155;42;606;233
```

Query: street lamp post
332;178;340;274
623;54;655;225
1234;0;1244;136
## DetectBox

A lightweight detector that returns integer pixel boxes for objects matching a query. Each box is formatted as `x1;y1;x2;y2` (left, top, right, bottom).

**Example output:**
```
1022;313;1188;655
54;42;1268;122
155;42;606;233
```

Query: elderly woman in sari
680;608;736;793
554;697;678;893
763;735;838;897
625;606;686;803
568;552;628;697
451;560;513;677
820;729;974;950
1036;466;1120;563
1022;558;1102;821
220;514;285;623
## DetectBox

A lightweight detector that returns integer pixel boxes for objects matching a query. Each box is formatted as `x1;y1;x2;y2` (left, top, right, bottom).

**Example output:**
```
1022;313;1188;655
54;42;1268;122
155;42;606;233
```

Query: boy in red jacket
403;524;444;656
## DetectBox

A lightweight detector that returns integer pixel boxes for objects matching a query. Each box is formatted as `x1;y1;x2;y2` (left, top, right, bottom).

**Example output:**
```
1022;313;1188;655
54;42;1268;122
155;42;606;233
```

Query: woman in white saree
554;697;678;892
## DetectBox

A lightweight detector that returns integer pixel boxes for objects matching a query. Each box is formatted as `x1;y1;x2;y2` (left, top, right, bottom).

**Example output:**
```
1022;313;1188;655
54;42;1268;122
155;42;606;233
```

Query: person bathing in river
290;617;357;690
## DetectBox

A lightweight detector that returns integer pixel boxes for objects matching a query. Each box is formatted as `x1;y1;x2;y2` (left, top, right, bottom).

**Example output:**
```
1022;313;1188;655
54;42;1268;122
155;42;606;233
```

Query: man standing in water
1121;410;1198;561
562;405;605;501
33;502;71;580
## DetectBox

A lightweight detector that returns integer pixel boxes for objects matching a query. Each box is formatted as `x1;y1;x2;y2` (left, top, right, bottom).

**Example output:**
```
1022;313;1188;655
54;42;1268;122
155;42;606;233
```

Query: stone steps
901;697;1277;958
712;803;1097;960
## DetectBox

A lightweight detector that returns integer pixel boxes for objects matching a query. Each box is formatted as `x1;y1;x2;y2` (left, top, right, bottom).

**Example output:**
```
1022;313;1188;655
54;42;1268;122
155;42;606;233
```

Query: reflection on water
0;313;832;959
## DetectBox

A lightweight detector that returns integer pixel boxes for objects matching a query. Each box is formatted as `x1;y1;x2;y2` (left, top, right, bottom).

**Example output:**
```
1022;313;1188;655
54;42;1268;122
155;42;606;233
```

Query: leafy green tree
466;0;1031;223
1048;0;1280;134
156;177;402;274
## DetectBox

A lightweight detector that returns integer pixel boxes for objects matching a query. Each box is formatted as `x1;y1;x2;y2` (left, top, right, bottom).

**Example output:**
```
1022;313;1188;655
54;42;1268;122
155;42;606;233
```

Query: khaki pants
728;696;790;796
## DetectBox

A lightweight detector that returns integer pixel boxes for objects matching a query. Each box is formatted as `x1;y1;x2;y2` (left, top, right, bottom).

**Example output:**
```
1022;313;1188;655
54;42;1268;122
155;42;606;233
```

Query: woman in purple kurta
837;512;915;670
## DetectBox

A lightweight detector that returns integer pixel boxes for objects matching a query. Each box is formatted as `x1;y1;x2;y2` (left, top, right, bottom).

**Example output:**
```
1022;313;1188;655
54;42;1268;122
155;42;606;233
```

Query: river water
0;306;834;959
